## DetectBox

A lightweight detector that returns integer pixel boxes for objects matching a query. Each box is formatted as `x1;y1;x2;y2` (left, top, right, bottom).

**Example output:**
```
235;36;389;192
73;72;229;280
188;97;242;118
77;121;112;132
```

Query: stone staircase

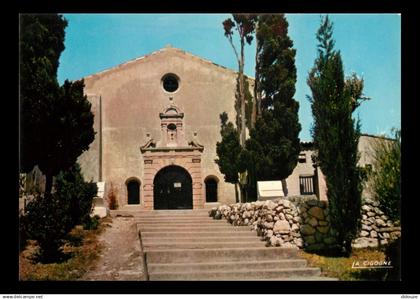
117;209;335;281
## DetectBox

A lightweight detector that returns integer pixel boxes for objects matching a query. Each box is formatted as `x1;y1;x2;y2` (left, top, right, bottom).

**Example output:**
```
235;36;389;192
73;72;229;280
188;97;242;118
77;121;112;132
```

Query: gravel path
81;216;147;281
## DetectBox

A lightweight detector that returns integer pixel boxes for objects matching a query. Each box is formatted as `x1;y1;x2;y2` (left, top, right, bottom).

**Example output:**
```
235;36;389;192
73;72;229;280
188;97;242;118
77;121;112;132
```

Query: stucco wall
79;47;248;207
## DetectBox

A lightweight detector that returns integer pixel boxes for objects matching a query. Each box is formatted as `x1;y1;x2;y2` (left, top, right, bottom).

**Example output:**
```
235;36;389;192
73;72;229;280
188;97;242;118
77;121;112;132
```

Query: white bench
257;181;284;200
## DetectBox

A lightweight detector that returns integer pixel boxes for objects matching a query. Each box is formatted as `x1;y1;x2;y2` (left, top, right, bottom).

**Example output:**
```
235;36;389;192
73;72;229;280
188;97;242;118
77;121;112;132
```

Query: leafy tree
223;14;257;146
20;14;95;196
245;14;301;196
370;129;401;221
307;15;364;255
215;113;244;202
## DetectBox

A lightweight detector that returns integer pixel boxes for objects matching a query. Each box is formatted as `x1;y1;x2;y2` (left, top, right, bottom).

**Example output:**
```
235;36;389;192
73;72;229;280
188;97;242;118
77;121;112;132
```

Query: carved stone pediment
159;105;184;119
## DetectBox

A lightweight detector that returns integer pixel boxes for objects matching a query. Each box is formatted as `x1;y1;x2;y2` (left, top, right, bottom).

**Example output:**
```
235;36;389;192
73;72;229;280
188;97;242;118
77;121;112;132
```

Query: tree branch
227;35;240;67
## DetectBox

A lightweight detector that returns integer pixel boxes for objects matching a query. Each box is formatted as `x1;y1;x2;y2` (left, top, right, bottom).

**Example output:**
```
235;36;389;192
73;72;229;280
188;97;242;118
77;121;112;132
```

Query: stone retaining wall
354;198;401;248
209;196;400;250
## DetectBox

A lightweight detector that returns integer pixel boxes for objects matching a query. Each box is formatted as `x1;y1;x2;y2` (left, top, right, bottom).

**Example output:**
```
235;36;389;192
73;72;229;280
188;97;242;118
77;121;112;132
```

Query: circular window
162;74;179;93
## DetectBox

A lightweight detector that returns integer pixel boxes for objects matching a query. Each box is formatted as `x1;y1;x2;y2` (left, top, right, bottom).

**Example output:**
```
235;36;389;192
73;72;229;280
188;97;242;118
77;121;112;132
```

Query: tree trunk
343;238;353;257
281;179;288;197
44;172;53;197
239;38;246;147
252;22;260;127
239;185;246;203
234;183;239;203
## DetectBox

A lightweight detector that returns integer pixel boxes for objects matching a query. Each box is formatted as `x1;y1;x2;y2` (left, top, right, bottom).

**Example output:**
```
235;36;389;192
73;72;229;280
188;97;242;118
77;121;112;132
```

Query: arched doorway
153;165;193;209
205;177;218;202
126;179;140;205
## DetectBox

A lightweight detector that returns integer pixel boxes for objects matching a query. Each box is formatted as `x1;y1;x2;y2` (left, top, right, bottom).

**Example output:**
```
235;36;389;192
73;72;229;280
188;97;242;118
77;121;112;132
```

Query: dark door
205;178;218;202
127;180;140;204
153;165;193;209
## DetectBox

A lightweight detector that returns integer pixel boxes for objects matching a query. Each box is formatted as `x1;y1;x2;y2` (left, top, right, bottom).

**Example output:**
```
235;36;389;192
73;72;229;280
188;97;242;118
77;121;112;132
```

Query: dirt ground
81;215;147;281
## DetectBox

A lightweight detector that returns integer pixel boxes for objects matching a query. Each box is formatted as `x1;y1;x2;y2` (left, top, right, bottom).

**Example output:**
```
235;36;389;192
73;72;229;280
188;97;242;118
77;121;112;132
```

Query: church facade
77;46;375;210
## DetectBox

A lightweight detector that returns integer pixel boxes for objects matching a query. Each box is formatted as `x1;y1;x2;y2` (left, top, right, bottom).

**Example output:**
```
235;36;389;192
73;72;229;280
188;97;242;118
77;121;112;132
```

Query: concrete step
138;226;252;233
137;224;240;230
112;210;210;216
133;214;214;218
145;247;299;263
141;236;262;243
140;231;257;238
136;221;230;226
134;217;214;222
148;259;308;273
241;276;338;281
148;267;321;280
143;241;267;250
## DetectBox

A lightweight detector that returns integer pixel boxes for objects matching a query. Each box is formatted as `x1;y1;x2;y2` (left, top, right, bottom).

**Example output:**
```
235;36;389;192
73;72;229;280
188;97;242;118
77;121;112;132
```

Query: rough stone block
360;230;370;237
304;235;316;245
307;206;325;220
308;217;318;227
317;226;329;234
301;224;316;235
273;220;290;234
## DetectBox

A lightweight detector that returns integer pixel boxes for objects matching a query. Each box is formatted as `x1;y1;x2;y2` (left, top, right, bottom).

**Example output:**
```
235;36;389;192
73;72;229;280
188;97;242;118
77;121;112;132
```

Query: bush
370;129;401;221
384;237;401;280
54;163;98;228
20;193;74;263
82;215;100;230
20;163;97;262
19;215;28;252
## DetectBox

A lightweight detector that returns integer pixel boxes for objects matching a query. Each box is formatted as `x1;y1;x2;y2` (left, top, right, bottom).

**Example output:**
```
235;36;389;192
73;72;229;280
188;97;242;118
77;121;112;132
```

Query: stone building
76;46;382;210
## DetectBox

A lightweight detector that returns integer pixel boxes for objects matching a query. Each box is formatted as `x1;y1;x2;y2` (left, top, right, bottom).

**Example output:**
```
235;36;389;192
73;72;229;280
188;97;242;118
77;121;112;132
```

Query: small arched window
205;177;218;202
127;179;140;205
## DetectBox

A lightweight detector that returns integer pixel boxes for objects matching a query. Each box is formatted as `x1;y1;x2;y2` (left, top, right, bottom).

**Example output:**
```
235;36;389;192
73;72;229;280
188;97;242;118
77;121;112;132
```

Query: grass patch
299;247;388;281
19;217;111;281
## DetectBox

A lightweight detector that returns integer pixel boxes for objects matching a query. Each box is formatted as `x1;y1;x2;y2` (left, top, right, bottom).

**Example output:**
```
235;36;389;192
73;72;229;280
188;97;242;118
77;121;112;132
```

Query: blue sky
57;14;401;141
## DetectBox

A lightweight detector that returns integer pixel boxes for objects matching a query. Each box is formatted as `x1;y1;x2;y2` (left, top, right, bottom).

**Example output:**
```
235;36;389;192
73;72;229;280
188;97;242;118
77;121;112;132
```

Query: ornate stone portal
140;102;204;210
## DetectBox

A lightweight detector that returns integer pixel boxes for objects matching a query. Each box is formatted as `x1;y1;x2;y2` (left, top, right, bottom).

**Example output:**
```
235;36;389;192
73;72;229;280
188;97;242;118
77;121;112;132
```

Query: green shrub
82;215;100;230
20;194;74;263
384;237;401;280
20;163;97;262
370;129;401;221
19;215;28;252
54;163;98;228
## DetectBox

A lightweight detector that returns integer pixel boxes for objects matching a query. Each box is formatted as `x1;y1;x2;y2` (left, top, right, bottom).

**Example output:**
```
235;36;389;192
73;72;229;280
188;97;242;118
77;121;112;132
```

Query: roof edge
82;46;255;81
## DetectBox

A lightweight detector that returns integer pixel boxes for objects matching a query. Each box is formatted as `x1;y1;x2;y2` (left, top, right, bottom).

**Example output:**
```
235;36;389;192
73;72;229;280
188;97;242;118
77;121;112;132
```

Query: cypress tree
245;14;301;197
215;113;243;203
20;14;95;196
307;16;363;255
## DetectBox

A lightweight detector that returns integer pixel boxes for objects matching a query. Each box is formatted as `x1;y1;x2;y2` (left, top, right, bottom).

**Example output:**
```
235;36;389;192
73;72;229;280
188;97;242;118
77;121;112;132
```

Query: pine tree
307;16;363;255
245;14;301;197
